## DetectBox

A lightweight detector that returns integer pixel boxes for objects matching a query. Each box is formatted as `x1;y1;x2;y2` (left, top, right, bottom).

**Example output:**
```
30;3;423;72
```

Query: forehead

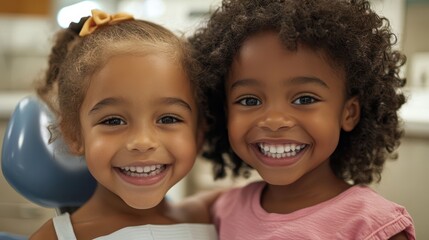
229;31;345;85
85;54;195;106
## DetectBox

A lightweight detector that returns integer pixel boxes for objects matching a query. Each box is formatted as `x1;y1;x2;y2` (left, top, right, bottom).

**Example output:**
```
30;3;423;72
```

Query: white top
52;213;218;240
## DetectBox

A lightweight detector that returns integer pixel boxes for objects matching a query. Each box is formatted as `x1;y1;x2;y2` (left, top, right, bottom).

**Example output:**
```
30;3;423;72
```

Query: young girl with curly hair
30;9;218;240
190;0;416;239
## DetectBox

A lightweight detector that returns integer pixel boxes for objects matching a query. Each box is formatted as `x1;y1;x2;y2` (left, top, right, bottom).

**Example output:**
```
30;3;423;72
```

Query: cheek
84;134;115;171
227;111;249;151
164;129;198;167
307;114;342;151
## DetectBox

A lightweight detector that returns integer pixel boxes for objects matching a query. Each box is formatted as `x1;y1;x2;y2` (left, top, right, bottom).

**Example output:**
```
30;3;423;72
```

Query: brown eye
238;97;261;106
157;115;182;124
100;117;125;125
293;96;317;105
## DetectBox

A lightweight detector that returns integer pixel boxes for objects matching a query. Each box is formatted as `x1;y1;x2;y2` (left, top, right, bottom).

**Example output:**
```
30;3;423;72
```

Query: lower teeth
264;152;296;158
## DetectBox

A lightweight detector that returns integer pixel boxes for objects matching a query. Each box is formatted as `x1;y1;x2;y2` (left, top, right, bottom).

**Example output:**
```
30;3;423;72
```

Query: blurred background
0;0;428;238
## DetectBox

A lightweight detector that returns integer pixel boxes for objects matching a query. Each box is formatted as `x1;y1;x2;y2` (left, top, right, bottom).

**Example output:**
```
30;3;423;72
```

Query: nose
126;125;159;153
257;109;295;132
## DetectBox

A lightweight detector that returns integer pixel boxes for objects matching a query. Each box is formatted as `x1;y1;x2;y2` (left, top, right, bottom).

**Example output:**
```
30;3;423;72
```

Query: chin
264;179;296;186
124;197;164;210
258;172;298;186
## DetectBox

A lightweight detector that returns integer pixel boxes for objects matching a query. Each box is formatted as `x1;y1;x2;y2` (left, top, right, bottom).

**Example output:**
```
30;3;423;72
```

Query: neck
261;160;350;214
73;184;174;224
68;185;179;239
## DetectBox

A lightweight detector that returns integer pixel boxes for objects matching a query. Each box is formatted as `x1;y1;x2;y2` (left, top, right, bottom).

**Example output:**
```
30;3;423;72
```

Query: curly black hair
190;0;406;185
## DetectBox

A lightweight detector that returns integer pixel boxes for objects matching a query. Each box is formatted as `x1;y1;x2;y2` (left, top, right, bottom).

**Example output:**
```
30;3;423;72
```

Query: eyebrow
158;97;193;112
229;76;329;91
287;76;329;89
230;79;261;91
89;97;122;115
89;97;193;114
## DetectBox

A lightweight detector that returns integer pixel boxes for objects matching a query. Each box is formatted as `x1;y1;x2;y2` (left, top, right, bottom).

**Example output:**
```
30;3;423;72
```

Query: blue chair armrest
1;96;96;208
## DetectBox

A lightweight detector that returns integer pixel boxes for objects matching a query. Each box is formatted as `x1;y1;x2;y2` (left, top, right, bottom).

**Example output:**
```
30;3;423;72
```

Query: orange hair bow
79;9;134;37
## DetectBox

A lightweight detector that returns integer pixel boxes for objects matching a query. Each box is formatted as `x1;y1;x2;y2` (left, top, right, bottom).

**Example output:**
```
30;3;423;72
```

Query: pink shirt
212;182;415;240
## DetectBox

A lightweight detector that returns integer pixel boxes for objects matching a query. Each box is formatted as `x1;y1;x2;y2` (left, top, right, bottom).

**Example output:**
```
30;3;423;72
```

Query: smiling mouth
118;164;167;177
257;143;307;158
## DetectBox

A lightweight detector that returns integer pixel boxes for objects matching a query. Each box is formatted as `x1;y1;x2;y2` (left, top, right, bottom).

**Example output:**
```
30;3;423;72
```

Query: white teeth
258;143;306;158
126;168;162;177
120;164;165;176
264;145;270;152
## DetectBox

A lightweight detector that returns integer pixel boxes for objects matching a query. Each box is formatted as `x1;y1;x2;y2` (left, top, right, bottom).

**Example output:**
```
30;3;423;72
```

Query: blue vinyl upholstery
1;96;96;208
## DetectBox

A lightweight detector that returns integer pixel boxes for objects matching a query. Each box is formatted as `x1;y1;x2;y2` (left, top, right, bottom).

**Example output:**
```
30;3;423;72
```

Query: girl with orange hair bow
30;9;218;240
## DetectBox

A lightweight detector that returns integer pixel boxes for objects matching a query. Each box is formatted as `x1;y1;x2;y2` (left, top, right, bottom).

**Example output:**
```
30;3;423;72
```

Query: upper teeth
120;164;163;173
258;143;306;154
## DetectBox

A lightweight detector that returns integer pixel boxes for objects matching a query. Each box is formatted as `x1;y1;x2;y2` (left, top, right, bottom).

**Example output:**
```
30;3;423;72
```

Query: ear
341;96;360;132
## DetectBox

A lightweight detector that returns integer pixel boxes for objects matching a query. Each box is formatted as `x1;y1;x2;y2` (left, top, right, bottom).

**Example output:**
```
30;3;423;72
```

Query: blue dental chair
1;96;97;238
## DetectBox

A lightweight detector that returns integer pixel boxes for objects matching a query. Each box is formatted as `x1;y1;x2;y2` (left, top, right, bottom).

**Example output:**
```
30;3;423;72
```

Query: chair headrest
1;96;96;208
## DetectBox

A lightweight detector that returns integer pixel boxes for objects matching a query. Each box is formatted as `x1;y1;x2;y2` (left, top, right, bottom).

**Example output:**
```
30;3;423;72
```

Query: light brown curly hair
37;18;204;152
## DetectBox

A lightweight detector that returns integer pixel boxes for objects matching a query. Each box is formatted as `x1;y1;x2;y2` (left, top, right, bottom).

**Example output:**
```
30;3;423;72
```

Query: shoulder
29;219;57;240
341;185;409;216
333;185;415;239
